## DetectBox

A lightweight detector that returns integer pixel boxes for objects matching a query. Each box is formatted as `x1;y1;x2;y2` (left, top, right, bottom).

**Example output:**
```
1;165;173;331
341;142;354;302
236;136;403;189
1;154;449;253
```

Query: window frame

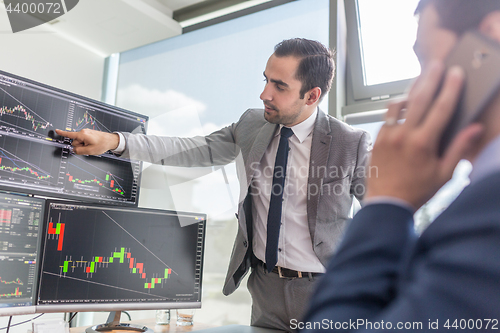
344;0;416;103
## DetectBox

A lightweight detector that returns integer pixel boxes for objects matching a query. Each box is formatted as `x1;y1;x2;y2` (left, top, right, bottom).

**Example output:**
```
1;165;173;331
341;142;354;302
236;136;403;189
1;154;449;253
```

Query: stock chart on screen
0;71;147;206
0;193;44;315
37;201;206;311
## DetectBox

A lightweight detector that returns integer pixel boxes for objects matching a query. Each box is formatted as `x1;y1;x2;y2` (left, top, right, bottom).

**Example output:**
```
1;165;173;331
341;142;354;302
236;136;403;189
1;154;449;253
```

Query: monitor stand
85;311;154;333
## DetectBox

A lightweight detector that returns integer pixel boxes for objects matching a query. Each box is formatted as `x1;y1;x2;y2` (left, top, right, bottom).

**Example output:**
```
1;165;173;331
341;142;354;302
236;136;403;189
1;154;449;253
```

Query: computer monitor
0;192;44;316
36;200;206;313
0;70;148;206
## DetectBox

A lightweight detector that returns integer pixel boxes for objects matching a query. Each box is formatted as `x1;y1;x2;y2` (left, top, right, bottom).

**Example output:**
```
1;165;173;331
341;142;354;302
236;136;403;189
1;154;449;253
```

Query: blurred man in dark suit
301;0;500;331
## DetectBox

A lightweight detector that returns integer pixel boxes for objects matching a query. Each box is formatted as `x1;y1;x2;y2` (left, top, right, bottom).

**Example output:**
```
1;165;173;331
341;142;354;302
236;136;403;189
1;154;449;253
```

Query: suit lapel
244;122;278;188
307;110;332;241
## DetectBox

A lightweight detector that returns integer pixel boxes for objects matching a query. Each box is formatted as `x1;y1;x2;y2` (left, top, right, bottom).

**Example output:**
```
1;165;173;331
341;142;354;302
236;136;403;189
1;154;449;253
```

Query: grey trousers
247;263;321;332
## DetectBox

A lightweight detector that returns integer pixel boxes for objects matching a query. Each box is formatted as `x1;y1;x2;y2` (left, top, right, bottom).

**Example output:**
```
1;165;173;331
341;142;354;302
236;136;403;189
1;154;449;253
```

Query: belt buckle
277;266;284;278
277;266;302;278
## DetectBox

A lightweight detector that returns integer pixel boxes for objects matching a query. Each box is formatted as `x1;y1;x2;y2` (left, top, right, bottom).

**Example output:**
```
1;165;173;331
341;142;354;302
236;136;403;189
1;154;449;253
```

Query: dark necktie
265;126;293;272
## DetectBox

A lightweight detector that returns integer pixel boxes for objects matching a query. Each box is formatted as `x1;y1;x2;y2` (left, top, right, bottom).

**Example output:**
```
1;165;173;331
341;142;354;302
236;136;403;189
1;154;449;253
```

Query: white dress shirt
251;109;325;273
113;132;126;154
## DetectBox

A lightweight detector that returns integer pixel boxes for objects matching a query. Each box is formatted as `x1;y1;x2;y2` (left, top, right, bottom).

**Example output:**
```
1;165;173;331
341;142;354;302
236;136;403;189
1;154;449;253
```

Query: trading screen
37;201;206;308
0;193;44;314
0;71;147;206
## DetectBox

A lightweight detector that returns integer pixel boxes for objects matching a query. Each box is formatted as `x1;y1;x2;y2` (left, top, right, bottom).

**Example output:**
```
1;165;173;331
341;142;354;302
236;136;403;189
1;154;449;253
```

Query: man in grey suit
57;38;371;331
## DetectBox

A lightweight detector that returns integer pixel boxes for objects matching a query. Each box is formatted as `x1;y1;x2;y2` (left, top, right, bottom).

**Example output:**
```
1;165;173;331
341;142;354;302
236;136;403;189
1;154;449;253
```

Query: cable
122;311;132;321
0;313;44;331
5;317;11;333
68;312;78;325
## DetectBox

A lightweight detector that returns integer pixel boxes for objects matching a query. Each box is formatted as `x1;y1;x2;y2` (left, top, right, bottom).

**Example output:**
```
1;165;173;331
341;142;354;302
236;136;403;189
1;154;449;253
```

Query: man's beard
263;102;281;124
263;103;301;126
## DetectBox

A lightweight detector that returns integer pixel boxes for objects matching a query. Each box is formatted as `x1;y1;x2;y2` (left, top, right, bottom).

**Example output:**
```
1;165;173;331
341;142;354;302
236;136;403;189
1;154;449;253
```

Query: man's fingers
55;129;77;139
378;101;406;141
72;146;93;155
424;66;465;142
56;129;88;154
440;123;483;182
404;60;446;127
385;100;406;122
71;140;84;148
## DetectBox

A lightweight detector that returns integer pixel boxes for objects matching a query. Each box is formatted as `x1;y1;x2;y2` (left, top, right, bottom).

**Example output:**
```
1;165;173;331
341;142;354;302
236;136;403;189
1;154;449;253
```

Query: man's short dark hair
415;0;500;35
274;38;335;101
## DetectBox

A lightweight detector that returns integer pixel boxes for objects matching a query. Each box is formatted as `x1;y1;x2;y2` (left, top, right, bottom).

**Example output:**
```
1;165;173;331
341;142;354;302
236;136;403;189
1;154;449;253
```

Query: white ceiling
0;0;207;56
158;0;208;11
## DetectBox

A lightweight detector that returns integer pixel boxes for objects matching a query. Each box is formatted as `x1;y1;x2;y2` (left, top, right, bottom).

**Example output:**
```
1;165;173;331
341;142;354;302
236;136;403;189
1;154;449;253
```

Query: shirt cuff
362;196;415;214
111;132;125;154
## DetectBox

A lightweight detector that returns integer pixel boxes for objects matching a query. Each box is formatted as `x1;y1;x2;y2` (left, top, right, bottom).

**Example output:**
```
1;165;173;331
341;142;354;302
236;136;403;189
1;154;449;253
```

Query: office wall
0;10;105;100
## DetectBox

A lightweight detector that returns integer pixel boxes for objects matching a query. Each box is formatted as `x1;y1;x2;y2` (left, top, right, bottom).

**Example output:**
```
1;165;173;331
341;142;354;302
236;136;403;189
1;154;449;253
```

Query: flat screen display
0;70;147;206
36;200;206;312
0;192;44;316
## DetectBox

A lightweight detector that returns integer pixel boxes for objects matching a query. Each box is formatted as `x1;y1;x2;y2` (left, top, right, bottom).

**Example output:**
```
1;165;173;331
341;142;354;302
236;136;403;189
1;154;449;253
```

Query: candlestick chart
38;203;205;305
0;84;66;139
61;152;138;202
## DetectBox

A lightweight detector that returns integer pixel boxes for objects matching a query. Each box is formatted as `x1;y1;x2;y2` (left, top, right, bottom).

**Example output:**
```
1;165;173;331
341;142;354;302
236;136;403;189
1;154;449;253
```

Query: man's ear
479;11;500;42
305;87;322;106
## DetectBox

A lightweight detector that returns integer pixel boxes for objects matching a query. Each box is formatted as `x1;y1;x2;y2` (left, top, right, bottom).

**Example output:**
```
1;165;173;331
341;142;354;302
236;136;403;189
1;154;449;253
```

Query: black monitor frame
36;199;206;313
0;70;148;207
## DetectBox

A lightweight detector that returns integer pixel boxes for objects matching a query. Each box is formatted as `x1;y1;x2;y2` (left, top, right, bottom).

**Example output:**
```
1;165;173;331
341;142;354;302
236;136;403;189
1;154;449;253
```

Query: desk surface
69;318;215;332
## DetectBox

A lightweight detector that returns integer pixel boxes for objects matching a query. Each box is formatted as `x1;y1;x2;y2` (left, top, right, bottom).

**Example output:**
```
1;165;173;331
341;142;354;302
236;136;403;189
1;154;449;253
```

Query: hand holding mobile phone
438;30;500;155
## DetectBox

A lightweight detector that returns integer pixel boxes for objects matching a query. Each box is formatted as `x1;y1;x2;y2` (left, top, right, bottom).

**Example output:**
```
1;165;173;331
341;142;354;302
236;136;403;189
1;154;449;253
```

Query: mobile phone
438;30;500;155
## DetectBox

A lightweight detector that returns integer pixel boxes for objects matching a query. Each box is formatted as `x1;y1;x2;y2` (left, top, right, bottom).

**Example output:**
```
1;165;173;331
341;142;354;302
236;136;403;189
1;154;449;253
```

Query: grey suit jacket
120;108;371;295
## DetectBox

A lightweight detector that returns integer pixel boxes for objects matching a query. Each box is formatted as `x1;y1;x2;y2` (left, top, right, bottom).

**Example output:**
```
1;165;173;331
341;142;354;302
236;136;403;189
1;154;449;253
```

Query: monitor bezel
35;301;201;314
0;305;36;317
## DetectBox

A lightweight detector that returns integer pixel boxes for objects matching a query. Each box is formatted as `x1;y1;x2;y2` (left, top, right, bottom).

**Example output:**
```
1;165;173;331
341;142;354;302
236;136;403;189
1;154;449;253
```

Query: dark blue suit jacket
301;172;500;332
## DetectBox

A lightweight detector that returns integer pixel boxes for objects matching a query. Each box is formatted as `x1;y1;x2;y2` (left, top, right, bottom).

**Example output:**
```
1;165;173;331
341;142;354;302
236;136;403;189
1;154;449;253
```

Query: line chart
0;105;52;131
0;85;66;138
0;277;24;285
71;103;146;134
0;145;53;183
74;109;111;133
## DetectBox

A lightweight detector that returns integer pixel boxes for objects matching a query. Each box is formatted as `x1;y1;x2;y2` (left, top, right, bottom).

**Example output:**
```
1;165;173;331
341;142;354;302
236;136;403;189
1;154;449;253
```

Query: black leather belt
259;260;324;279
